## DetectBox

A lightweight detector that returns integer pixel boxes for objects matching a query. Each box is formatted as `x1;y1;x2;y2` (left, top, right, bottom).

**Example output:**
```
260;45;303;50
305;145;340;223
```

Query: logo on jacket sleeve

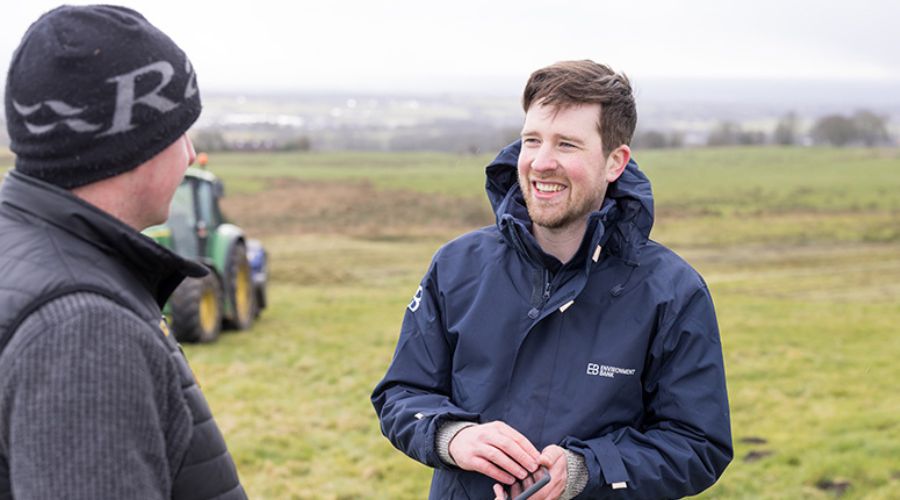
586;363;636;378
408;285;423;312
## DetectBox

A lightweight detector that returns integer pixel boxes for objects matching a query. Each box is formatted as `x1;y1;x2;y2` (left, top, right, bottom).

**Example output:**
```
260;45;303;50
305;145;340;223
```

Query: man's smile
533;180;567;197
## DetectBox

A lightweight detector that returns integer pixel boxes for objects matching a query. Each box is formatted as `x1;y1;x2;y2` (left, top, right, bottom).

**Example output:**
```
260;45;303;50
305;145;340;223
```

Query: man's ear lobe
606;145;631;183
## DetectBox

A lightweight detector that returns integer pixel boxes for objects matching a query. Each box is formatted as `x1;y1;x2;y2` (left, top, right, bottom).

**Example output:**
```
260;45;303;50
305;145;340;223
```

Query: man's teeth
535;181;564;193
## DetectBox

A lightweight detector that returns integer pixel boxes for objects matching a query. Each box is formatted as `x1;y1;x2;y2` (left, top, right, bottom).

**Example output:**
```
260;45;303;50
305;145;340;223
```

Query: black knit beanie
4;5;201;189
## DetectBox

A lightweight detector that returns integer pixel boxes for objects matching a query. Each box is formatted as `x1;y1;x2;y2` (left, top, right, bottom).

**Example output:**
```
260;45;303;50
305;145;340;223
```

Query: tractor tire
171;272;223;343
224;240;255;331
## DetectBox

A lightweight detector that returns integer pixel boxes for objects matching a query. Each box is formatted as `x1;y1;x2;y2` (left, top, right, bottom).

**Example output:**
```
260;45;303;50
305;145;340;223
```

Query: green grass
9;144;899;498
641;147;900;214
207;151;491;197
208;148;900;247
204;147;900;213
184;235;442;498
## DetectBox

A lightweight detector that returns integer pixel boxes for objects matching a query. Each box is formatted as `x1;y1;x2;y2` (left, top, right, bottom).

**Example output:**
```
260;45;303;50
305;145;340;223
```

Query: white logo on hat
12;100;101;134
184;58;198;99
12;57;197;137
100;60;179;136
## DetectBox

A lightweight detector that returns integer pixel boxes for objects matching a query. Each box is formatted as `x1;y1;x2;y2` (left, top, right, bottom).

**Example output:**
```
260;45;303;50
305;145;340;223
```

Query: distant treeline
3;108;887;154
191;108;893;154
634;110;893;149
190;121;522;155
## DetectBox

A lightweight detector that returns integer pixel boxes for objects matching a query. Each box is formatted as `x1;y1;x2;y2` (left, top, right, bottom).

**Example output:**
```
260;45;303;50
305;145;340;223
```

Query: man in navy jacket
372;60;732;499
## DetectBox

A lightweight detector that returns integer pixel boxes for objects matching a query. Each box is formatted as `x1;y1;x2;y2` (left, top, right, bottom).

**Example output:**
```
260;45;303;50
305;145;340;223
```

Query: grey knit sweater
0;292;193;499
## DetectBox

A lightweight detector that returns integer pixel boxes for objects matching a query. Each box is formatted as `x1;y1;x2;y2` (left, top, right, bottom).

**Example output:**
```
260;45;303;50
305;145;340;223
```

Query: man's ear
605;144;631;183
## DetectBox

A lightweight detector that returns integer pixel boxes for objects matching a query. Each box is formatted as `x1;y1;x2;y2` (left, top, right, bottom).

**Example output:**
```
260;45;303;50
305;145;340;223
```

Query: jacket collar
1;170;207;307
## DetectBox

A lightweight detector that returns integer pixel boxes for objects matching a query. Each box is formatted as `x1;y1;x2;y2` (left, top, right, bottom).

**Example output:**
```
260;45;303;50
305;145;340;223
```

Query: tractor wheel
224;240;255;331
171;272;222;343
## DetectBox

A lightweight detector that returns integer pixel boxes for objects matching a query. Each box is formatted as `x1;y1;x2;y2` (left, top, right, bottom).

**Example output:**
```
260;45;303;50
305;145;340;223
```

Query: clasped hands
448;421;568;500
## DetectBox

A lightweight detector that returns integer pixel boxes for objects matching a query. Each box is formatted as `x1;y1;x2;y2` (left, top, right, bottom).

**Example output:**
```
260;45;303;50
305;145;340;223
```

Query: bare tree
707;122;740;146
811;115;857;146
773;112;799;145
708;122;765;146
852;110;890;146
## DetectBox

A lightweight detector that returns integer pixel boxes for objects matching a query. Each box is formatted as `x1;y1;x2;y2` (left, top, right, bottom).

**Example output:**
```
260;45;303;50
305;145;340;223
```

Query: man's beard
520;176;605;230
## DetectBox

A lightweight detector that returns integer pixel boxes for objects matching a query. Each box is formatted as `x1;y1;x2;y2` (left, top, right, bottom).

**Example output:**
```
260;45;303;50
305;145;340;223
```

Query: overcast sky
2;0;899;95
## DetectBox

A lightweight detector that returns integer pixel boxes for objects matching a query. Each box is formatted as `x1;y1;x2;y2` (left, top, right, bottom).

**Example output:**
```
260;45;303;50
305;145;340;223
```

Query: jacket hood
485;140;655;265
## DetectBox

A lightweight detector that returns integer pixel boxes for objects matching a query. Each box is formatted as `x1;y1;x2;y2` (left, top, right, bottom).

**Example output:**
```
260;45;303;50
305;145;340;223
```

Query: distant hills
2;78;898;151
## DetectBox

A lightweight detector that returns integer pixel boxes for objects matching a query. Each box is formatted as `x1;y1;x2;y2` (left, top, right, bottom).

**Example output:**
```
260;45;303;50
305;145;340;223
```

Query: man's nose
530;145;558;172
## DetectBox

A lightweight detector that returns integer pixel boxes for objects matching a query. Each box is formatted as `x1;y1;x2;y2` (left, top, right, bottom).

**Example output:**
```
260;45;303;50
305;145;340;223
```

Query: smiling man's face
517;102;623;231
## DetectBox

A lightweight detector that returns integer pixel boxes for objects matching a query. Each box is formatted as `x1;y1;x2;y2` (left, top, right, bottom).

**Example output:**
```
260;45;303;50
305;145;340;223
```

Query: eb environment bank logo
586;363;636;379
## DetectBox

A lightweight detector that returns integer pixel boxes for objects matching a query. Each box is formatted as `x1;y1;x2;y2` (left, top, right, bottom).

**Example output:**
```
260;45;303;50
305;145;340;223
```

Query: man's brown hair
522;60;636;156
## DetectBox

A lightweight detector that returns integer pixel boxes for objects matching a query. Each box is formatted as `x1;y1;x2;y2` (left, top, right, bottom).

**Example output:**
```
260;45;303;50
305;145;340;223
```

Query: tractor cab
145;161;267;343
167;168;225;260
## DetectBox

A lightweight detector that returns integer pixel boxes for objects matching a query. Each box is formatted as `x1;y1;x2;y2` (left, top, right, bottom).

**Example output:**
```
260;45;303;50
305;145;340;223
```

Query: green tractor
144;161;267;343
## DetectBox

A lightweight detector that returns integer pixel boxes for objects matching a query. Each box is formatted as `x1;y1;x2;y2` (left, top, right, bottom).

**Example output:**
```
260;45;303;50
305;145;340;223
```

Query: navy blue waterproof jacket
372;141;732;499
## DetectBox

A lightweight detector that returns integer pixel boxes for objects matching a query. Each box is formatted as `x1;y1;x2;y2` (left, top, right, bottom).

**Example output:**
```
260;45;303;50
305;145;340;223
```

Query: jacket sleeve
0;294;189;500
562;285;733;499
371;258;480;468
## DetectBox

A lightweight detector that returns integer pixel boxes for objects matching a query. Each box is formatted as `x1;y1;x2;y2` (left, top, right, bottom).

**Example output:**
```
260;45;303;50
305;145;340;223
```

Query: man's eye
523;138;539;145
560;142;576;149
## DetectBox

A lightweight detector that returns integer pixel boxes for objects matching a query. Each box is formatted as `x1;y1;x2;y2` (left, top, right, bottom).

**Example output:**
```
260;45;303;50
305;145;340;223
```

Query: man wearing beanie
0;5;245;499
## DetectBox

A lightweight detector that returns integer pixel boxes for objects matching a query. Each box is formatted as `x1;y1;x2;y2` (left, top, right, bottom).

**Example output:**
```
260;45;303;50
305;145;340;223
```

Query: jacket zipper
542;269;551;303
511;223;560;319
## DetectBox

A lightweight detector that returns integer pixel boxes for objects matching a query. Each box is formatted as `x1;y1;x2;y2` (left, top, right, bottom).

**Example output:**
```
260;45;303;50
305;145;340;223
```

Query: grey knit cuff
436;420;477;466
562;449;589;500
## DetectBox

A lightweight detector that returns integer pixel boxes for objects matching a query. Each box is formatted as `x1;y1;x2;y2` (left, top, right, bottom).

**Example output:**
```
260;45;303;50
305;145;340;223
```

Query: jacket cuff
436;420;477;466
562;434;630;495
562;449;589;500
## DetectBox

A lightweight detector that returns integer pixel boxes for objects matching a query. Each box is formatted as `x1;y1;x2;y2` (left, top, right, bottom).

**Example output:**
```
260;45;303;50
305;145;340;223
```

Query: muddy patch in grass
221;178;492;238
815;478;851;497
743;450;774;463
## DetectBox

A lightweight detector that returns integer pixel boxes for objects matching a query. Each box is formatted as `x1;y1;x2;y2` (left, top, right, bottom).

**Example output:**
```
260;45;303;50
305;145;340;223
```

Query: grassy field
4;146;899;498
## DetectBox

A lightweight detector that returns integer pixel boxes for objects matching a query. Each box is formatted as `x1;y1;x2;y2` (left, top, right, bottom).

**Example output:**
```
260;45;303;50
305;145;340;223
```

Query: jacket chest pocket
549;312;648;432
